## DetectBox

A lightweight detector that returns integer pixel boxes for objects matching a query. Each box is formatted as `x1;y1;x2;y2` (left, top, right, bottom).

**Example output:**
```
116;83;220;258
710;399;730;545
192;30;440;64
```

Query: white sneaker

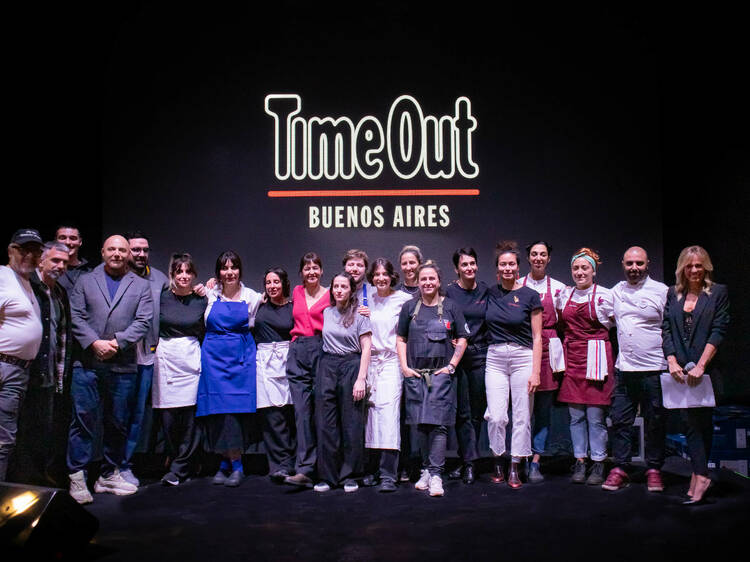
119;468;140;487
415;469;430;490
428;475;444;497
314;482;331;492
94;469;138;495
343;479;359;493
69;471;93;504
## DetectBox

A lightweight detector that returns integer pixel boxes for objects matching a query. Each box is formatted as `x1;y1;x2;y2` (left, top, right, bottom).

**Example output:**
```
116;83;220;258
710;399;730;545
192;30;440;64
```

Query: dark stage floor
75;457;749;562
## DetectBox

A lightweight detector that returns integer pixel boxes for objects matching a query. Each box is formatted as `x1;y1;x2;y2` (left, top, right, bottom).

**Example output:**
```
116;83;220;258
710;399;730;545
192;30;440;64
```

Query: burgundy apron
523;275;559;391
557;284;614;406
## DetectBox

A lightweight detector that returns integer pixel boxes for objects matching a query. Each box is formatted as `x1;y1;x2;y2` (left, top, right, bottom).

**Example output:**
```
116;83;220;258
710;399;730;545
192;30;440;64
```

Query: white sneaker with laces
428;475;444;497
69;470;93;504
415;469;430;490
314;482;331;492
119;468;140;487
94;469;138;495
343;479;359;493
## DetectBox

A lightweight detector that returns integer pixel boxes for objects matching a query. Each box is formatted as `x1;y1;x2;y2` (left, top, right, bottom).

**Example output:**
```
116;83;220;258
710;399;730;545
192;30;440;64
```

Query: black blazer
661;283;730;370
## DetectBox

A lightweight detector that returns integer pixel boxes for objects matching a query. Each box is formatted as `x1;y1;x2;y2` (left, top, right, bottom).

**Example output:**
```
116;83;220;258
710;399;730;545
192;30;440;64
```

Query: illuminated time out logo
264;94;479;181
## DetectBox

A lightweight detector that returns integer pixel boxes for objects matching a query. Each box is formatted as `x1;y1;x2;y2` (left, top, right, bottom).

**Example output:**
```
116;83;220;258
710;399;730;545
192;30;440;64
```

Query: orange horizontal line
268;188;479;198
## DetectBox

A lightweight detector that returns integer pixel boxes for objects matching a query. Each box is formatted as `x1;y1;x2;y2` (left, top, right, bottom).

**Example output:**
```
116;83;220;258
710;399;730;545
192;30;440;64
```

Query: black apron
403;299;457;426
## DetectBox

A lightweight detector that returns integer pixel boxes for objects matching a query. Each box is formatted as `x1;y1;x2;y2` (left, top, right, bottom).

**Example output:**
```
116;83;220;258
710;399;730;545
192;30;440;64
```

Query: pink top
289;284;330;339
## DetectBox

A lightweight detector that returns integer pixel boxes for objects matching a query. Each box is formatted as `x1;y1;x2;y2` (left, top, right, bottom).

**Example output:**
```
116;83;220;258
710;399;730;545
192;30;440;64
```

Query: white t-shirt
612;276;668;371
368;289;413;353
559;284;615;330
521;274;567;310
204;284;262;327
0;265;42;360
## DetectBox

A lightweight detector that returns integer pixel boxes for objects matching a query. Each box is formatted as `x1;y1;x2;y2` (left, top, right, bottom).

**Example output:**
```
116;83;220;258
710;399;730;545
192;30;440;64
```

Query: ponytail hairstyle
417;260;445;296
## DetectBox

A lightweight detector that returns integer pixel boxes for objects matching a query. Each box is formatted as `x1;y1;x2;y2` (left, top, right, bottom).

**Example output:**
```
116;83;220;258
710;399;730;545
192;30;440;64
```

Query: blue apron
196;299;257;416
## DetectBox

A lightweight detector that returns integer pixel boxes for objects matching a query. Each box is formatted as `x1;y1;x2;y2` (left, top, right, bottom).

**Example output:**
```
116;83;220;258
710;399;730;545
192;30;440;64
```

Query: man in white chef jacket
603;246;668;492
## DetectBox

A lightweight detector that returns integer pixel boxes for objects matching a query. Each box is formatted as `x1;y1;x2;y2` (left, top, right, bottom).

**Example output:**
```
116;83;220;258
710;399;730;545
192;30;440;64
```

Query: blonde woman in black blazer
662;245;729;504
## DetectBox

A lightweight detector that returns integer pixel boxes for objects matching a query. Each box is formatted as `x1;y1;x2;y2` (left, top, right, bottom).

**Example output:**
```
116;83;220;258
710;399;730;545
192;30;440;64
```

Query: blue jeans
123;363;154;467
67;367;138;476
531;389;556;455
568;404;608;462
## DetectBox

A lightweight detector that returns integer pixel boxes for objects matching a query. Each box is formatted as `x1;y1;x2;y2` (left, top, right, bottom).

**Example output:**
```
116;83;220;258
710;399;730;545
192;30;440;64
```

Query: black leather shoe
448;466;463;480
463;464;475;484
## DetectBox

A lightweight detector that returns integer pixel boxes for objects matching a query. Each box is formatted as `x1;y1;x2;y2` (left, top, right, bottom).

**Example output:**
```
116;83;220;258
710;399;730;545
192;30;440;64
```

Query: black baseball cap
10;228;43;245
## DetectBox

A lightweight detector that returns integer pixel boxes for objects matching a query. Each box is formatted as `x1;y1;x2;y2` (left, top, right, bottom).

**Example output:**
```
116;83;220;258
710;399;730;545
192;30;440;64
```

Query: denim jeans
67;366;138;476
123;363;154;467
568;404;608;461
531;389;556;455
0;363;29;481
417;424;448;476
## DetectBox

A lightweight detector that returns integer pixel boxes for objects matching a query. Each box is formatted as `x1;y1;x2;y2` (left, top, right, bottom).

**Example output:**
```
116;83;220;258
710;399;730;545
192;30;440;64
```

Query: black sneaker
161;472;180;486
377;479;397;493
586;462;605;486
571;460;587;484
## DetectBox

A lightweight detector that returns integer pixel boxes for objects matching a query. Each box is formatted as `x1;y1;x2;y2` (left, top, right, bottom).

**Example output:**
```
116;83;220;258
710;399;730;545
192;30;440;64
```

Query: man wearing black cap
0;228;44;481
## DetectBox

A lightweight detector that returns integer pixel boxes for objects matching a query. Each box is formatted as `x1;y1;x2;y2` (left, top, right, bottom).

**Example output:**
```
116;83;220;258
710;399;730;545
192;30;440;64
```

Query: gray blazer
70;264;154;372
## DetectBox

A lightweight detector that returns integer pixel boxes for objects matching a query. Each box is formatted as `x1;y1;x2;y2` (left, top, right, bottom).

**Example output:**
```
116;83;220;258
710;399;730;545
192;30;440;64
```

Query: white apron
256;341;293;408
365;351;402;450
152;336;201;408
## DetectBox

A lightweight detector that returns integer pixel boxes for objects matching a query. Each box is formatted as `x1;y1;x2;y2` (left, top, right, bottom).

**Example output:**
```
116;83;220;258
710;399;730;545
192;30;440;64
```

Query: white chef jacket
612;276;668;371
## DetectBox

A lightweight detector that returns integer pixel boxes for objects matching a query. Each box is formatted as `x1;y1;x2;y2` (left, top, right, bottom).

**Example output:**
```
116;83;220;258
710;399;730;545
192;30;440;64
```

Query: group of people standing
0;227;729;506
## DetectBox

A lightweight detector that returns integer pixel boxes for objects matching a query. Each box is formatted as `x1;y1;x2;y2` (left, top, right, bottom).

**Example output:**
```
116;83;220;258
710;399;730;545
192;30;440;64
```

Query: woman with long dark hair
196;250;262;487
253;267;296;483
313;272;372;492
662;245;729;504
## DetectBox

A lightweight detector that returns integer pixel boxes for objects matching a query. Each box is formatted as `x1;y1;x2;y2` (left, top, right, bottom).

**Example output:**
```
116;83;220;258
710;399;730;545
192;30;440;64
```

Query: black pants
160;405;202;480
610;370;667;470
399;394;421;472
261;405;296;474
315;352;366;486
682;407;714;476
455;347;487;464
286;335;322;476
366;449;399;482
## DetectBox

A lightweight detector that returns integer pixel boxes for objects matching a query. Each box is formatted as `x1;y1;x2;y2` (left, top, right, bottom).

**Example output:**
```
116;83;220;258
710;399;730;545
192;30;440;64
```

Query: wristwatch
446;364;456;374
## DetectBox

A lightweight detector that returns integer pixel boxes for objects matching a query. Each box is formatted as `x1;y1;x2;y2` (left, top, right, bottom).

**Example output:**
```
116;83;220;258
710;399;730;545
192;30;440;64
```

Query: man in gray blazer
67;235;153;504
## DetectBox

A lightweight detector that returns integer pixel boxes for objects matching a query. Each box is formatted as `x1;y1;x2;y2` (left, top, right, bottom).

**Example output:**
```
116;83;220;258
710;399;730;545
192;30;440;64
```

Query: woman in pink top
283;252;330;487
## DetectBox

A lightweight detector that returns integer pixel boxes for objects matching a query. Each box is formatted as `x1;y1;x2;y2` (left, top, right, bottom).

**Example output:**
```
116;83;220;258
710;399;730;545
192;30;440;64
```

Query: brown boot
508;462;522;489
491;458;505;484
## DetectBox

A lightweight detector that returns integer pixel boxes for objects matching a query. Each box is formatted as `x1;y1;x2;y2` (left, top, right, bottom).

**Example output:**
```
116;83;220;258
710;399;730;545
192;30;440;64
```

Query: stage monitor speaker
0;481;99;556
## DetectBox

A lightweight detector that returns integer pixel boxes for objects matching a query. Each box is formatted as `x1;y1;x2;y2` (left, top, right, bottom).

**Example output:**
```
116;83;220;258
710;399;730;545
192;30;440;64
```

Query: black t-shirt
253;301;294;344
445;280;489;347
397;298;470;370
485;285;542;348
158;288;208;339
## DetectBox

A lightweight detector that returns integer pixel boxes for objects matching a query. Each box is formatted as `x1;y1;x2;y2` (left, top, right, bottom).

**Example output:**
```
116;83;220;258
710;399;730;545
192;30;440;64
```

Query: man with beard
120;231;168;487
67;234;153;503
0;229;44;481
11;241;74;486
603;246;669;492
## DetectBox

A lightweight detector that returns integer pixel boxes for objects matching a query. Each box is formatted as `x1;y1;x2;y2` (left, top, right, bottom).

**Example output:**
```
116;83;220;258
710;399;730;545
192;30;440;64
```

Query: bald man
66;235;153;503
604;247;668;493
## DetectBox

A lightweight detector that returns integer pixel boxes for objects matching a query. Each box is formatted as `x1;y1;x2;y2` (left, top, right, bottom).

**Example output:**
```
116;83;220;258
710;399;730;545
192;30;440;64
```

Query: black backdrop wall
6;3;749;399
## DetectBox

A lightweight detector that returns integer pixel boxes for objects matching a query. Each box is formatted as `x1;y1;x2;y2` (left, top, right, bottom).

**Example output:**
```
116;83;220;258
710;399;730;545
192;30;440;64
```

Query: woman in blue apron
396;261;469;497
196;251;262;487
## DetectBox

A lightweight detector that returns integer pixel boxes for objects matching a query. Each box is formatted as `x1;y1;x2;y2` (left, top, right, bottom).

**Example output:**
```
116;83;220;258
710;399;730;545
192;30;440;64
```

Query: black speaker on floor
0;481;98;555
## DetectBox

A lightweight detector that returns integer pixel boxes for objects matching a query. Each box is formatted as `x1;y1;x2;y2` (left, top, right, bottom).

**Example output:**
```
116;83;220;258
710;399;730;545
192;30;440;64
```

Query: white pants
365;352;402;450
484;342;533;457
